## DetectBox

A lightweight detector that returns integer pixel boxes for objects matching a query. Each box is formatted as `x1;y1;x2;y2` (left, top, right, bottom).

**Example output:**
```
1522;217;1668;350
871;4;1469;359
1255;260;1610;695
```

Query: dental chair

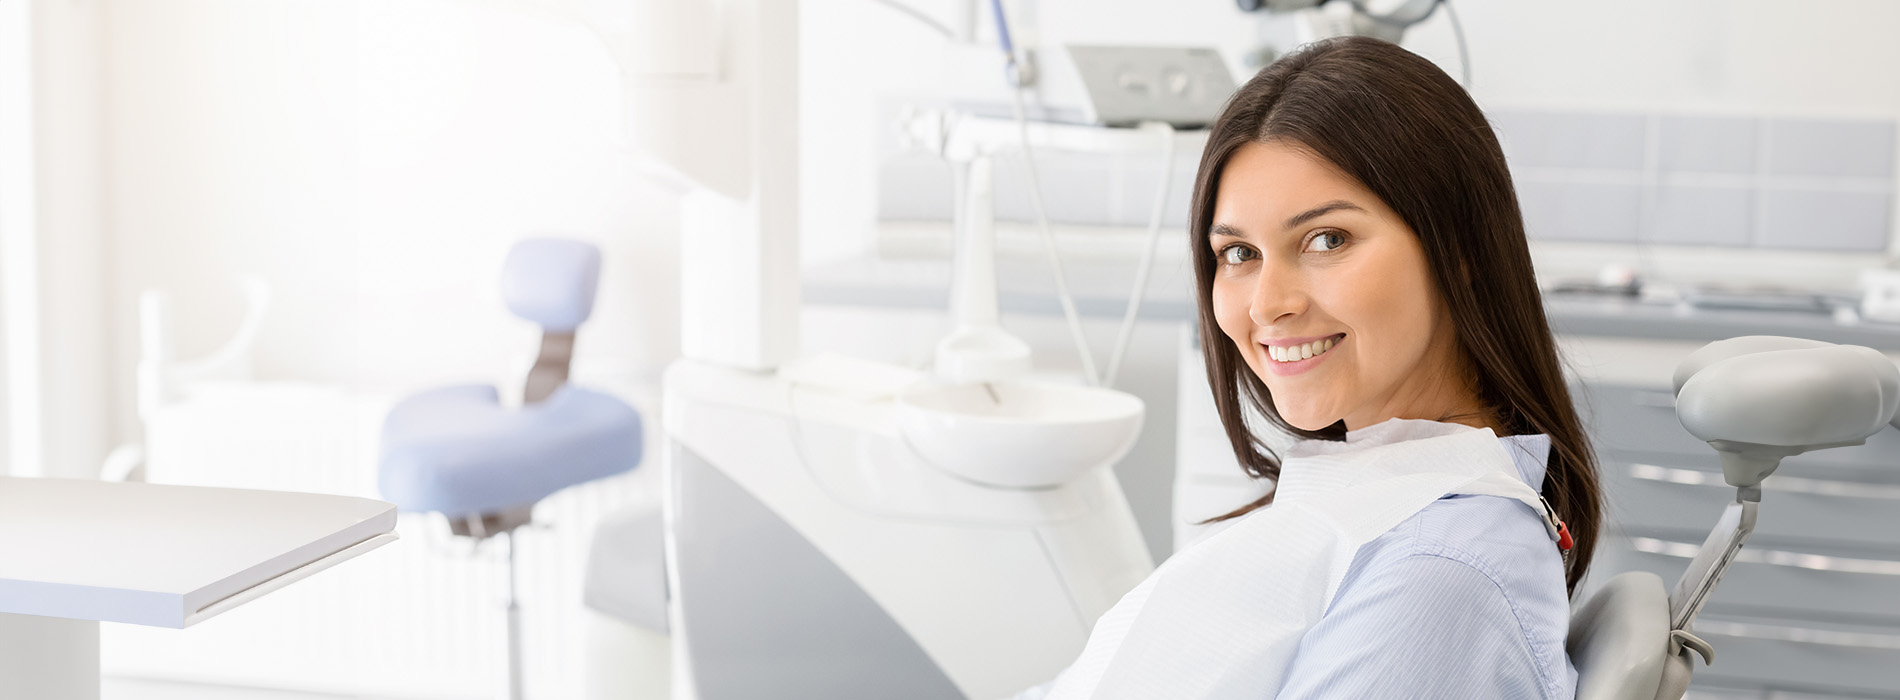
1566;336;1900;700
378;238;644;700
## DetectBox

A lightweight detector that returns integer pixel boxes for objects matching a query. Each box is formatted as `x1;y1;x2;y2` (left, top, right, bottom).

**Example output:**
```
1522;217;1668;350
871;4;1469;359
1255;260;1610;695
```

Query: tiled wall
1496;112;1897;251
877;149;1199;229
876;111;1898;254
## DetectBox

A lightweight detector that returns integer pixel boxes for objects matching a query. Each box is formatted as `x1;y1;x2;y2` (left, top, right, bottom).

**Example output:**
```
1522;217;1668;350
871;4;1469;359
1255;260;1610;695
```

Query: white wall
94;0;682;452
0;0;107;479
1418;1;1900;116
0;0;32;477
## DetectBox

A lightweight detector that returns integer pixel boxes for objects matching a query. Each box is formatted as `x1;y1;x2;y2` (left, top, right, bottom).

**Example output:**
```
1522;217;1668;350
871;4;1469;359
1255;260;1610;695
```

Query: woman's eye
1305;231;1346;252
1219;245;1258;265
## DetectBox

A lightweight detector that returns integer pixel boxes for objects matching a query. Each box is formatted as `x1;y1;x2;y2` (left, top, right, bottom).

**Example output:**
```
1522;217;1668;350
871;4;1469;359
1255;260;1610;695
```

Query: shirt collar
1499;433;1551;491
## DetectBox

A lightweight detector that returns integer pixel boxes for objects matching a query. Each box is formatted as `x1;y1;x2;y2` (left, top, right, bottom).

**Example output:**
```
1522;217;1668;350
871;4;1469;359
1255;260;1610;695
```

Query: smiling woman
1189;36;1602;594
1179;35;1603;699
1006;36;1607;700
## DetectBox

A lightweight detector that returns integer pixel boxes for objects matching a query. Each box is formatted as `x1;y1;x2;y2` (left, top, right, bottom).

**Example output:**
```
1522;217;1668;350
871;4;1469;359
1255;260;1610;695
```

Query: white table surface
0;477;397;628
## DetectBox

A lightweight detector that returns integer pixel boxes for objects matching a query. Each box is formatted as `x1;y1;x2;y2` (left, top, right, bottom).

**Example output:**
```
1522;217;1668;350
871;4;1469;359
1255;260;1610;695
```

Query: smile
1261;333;1345;376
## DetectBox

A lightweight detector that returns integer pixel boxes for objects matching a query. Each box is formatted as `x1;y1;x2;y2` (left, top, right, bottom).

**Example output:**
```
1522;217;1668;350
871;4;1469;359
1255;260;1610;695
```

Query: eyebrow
1283;200;1365;229
1209;200;1368;241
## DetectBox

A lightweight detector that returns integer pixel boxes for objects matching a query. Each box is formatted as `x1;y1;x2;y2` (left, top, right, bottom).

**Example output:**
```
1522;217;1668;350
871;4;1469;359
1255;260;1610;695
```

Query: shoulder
1395;490;1569;585
1354;496;1570;650
1282;495;1575;700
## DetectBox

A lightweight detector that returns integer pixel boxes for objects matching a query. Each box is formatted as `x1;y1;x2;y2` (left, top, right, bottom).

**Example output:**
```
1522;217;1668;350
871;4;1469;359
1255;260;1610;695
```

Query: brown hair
1190;36;1602;595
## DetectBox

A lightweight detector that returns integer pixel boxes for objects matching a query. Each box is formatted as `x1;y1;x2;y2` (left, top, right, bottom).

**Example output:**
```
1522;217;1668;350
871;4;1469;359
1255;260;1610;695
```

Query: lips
1260;333;1345;377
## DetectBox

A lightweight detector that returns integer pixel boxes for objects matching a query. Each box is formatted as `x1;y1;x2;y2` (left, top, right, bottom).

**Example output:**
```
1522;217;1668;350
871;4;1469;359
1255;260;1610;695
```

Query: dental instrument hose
994;0;1100;386
1007;88;1103;386
1103;122;1176;388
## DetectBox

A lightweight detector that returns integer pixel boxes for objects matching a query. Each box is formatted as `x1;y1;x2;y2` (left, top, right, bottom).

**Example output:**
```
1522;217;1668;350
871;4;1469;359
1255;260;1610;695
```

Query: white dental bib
1035;418;1561;700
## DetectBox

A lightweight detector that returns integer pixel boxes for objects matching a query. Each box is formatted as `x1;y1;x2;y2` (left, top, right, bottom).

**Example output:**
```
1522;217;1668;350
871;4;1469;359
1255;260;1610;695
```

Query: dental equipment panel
1059;45;1237;128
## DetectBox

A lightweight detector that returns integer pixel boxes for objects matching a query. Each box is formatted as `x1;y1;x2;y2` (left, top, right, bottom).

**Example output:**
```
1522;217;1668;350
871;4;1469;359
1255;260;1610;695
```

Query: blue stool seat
379;383;643;516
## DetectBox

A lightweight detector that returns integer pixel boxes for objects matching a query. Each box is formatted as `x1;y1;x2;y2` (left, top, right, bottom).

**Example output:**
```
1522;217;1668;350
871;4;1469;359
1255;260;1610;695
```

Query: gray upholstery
1569;571;1670;700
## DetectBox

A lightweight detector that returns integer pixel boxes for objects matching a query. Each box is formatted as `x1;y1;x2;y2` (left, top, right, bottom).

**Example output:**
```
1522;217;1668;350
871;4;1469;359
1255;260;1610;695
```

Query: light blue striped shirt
1275;433;1577;699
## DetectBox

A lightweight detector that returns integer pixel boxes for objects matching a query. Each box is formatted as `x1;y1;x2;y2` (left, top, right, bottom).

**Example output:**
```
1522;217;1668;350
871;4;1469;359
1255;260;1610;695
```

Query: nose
1248;262;1304;328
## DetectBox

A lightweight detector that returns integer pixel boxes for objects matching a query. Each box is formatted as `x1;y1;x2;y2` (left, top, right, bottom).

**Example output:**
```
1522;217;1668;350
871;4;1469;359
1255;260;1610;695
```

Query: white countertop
0;477;396;628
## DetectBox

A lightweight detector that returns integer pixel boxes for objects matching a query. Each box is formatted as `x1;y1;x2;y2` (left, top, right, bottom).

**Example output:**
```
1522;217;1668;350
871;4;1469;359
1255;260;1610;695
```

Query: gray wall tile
1757;188;1893;251
1116;150;1197;229
1658;117;1757;174
1646;184;1751;247
990;152;1120;226
876;155;957;220
879;150;1203;228
1517;180;1643;243
985;155;1032;222
1766;119;1896;178
1492;111;1648;170
1166;150;1201;227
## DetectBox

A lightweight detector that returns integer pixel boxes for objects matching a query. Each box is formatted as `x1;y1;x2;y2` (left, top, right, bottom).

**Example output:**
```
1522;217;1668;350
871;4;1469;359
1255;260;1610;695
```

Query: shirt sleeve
1274;552;1555;700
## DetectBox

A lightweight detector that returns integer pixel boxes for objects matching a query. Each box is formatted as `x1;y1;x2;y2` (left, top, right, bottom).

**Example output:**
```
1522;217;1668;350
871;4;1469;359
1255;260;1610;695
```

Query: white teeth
1267;336;1340;363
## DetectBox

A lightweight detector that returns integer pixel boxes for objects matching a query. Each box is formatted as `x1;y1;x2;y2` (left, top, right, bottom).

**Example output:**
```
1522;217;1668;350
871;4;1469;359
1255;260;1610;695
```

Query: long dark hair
1190;36;1602;595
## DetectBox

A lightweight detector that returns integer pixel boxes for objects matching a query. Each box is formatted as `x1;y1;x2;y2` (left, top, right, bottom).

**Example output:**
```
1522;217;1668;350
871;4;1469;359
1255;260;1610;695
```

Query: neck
1342;370;1500;435
1432;408;1507;435
1344;319;1501;433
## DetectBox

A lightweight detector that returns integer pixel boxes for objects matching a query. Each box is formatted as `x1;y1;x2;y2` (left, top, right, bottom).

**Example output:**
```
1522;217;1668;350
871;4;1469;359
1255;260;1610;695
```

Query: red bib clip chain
1536;494;1573;552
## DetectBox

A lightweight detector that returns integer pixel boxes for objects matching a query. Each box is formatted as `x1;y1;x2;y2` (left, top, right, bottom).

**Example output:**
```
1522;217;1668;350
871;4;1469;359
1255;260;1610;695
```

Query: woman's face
1208;140;1477;432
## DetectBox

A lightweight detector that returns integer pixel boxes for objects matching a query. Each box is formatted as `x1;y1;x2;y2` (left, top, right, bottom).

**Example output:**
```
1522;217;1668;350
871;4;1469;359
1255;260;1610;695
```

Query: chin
1287;418;1337;433
1277;407;1339;433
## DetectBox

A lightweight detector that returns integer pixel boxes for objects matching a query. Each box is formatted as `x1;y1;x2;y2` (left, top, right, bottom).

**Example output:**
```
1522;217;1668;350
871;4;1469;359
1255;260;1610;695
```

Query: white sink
895;380;1145;489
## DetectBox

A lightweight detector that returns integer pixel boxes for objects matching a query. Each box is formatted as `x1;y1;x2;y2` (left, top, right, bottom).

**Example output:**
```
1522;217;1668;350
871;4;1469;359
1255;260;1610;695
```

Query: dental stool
1567;336;1900;700
379;238;643;700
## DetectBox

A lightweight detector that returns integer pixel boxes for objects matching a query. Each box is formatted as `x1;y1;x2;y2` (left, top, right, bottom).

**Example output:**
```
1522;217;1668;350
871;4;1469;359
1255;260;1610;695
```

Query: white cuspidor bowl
894;379;1146;489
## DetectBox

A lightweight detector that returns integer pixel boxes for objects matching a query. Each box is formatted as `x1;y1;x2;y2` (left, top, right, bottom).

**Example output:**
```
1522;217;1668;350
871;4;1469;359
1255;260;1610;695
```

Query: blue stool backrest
502;238;602;332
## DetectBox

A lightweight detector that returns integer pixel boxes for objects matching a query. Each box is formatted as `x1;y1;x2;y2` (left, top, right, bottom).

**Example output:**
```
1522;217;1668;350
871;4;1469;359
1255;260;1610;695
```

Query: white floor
103;677;398;700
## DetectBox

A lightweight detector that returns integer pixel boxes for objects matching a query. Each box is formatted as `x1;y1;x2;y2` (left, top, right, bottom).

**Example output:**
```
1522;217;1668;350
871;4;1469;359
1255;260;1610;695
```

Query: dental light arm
1236;0;1444;44
1234;0;1471;88
1666;337;1900;634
